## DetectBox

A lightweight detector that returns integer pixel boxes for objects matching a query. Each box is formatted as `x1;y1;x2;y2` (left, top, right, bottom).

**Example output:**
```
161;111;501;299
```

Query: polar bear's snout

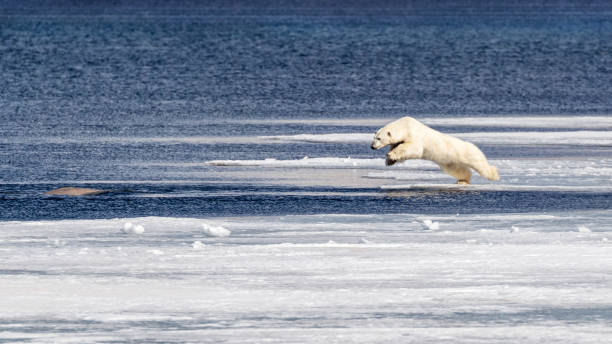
371;138;383;150
371;132;386;150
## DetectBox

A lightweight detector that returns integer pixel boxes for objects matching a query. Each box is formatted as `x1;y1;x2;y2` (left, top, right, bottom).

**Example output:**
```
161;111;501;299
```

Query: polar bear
371;117;499;184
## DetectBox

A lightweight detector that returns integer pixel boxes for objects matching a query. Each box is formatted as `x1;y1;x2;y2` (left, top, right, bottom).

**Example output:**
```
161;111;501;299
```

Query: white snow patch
381;183;612;193
256;130;612;146
227;116;612;129
192;241;206;250
422;219;440;230
259;133;371;144
206;157;385;168
121;222;145;235
202;223;231;237
577;225;592;233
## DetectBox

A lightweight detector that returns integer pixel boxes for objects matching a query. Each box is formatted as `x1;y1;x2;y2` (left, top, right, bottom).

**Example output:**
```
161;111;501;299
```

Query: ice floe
227;115;612;129
1;211;611;342
257;130;612;146
121;222;145;234
192;241;206;249
422;219;440;230
202;223;231;237
206;157;387;168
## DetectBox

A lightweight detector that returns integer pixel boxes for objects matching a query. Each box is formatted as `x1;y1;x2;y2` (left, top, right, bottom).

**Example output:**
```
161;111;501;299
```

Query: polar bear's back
420;127;487;165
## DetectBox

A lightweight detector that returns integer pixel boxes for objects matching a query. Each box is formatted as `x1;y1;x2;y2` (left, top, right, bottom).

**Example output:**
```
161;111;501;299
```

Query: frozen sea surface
1;211;612;343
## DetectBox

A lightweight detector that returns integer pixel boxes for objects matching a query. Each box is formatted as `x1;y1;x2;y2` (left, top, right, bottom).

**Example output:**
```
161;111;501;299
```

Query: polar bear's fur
371;117;499;184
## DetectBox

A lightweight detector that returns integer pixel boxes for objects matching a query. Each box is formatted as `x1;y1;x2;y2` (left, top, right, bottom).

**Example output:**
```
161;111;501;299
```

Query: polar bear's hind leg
439;163;472;184
470;160;500;181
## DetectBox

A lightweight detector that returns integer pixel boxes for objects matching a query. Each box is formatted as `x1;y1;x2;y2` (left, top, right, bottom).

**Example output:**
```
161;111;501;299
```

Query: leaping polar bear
371;117;499;184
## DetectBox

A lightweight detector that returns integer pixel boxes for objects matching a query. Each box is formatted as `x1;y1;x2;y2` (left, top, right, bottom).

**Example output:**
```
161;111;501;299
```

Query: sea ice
577;225;592;233
1;211;611;343
256;130;612;146
422;219;440;230
121;222;145;234
192;241;206;249
202;223;231;237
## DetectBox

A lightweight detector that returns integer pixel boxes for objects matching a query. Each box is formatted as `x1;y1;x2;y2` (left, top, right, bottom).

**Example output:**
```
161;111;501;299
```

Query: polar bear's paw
385;155;397;166
386;148;404;166
488;165;500;181
456;180;470;185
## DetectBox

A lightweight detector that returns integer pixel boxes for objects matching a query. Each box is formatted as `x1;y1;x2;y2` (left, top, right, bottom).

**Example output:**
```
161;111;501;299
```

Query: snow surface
227;115;612;129
205;156;612;190
206;157;385;168
202;223;232;237
121;222;145;235
252;116;612;146
259;130;612;146
1;212;611;343
422;219;440;230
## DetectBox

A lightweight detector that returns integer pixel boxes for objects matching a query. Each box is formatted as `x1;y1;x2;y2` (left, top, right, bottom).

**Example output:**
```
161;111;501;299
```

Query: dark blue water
2;182;610;220
1;2;611;220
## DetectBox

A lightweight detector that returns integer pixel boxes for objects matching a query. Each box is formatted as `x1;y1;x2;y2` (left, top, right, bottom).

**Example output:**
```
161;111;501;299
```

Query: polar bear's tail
487;165;500;181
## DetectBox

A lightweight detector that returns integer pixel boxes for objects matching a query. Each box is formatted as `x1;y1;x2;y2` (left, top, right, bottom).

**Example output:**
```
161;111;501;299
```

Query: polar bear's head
370;118;412;150
370;127;394;150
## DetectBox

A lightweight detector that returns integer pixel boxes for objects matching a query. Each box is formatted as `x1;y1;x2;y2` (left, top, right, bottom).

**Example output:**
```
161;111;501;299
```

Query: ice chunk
192;241;205;249
422;219;440;230
121;222;145;235
577;225;592;233
510;226;521;233
202;223;231;237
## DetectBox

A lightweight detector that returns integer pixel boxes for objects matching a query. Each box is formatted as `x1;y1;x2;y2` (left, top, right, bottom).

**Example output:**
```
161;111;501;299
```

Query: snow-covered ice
422;219;440;230
121;222;145;234
202;223;232;237
1;211;611;343
257;130;612;146
192;240;206;249
232;115;612;129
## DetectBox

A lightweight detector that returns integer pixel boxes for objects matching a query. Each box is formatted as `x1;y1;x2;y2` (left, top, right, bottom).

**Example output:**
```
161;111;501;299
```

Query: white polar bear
371;117;499;184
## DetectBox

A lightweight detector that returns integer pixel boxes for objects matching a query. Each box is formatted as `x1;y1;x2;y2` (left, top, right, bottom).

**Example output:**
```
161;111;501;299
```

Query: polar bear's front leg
386;142;423;166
